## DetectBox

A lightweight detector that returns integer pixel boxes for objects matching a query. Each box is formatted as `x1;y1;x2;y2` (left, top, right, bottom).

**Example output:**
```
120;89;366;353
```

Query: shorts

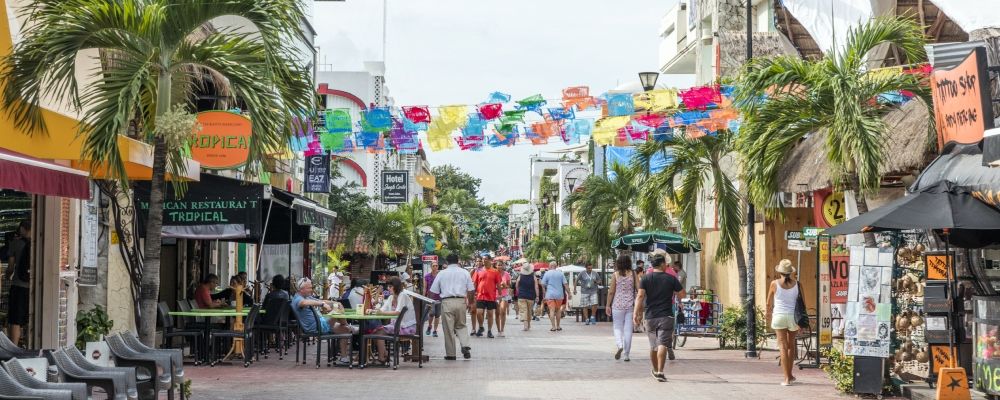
500;295;512;303
476;300;497;310
545;299;562;309
431;302;441;317
578;292;598;307
645;316;675;348
770;313;800;332
7;286;29;325
517;299;534;320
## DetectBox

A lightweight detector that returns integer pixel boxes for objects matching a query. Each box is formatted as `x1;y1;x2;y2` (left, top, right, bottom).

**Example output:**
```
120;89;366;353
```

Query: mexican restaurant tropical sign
929;46;994;153
191;111;252;169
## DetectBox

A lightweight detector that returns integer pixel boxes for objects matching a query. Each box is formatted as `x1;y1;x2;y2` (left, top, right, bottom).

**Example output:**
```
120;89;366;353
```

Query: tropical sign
191;111;252;169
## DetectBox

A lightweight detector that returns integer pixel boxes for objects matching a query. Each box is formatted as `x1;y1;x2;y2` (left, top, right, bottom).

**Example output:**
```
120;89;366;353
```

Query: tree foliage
432;164;482;198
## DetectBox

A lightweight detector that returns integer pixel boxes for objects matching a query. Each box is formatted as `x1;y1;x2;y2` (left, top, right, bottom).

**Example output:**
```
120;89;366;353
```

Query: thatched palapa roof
776;99;936;193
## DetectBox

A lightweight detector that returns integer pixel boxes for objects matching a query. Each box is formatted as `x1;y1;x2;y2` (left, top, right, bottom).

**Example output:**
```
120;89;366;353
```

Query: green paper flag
320;132;346;150
325;109;352;133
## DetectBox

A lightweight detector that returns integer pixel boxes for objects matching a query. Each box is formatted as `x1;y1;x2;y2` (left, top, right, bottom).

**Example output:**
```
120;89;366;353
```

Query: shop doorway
0;190;32;347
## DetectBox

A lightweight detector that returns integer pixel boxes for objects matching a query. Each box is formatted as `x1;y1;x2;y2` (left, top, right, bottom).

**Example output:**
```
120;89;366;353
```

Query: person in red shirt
194;274;223;309
473;257;502;338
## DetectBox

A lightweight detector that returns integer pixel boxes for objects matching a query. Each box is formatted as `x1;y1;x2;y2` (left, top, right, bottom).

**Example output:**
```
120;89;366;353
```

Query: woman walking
497;265;512;337
766;259;801;386
515;262;540;331
606;254;637;361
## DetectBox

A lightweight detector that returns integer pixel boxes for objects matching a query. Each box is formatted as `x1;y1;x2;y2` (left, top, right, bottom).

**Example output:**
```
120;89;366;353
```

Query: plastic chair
3;359;86;400
0;332;39;360
120;331;184;386
361;306;407;370
106;335;172;400
208;305;260;368
157;302;204;365
62;347;145;400
0;365;71;400
254;297;290;360
46;348;135;400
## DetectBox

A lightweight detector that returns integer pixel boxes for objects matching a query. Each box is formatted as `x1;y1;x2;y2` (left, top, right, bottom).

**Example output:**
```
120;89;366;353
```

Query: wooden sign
930;46;994;151
925;252;954;281
931;345;956;374
191;111;252;169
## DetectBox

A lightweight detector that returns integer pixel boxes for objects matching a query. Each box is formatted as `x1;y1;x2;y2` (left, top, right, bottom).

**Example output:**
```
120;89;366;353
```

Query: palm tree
346;207;408;270
1;0;313;344
733;16;930;246
395;199;452;265
563;162;668;260
635;130;748;302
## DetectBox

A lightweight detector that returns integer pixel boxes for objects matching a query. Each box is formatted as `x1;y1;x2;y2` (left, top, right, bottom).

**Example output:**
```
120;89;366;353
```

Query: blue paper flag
486;92;512;104
361;107;393;131
547;107;575;121
358;132;382;149
607;93;634;117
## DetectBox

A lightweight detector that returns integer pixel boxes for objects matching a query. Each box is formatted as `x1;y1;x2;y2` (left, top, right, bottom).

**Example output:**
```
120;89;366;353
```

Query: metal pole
745;0;758;359
288;208;293;278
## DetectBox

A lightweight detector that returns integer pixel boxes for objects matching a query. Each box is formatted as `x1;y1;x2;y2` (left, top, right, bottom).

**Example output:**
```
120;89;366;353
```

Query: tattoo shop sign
930;46;995;161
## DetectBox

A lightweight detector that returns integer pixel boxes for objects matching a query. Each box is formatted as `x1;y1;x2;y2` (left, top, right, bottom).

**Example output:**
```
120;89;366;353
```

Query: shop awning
0;148;89;199
271;189;335;231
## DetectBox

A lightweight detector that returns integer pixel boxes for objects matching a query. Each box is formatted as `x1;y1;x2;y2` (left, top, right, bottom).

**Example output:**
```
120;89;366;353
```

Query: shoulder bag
794;282;810;329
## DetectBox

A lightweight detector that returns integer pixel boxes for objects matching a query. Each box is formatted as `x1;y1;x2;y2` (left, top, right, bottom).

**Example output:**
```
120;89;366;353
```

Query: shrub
822;346;854;393
75;305;113;350
718;304;767;349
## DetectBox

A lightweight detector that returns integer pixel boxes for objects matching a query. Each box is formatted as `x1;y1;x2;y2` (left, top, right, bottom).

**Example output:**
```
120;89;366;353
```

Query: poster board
843;246;894;358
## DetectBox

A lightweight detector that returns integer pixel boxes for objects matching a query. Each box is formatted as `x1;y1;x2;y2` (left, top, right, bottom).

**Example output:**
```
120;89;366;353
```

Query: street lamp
566;177;578;193
638;72;660;91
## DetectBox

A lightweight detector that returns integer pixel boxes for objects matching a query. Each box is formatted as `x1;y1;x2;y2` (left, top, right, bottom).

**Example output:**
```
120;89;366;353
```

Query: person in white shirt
370;276;416;366
429;254;475;360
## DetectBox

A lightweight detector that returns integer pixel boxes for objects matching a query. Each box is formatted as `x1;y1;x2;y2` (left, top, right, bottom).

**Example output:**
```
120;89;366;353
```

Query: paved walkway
185;314;855;399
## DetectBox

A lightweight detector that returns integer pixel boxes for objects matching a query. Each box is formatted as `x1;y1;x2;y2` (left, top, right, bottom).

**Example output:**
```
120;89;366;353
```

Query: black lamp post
638;72;660;91
744;0;758;360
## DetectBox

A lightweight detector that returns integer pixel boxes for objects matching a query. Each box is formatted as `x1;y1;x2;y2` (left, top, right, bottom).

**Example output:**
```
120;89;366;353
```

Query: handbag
794;282;810;329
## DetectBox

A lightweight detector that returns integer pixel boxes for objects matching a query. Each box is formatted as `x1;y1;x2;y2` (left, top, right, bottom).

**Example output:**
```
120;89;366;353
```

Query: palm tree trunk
847;176;877;247
138;71;172;346
733;236;749;304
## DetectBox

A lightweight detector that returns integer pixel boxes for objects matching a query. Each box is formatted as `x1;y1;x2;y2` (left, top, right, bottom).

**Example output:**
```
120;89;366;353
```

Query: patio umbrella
557;265;586;273
824;181;1000;242
611;230;701;253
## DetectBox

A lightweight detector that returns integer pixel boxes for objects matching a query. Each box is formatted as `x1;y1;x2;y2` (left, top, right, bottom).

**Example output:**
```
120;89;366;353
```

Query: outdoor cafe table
324;310;389;367
168;307;262;364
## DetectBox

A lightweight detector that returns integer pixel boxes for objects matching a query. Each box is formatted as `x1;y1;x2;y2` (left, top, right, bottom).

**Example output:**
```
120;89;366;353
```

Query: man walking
634;254;685;382
472;257;501;338
429;254;474;360
575;262;601;325
540;266;570;332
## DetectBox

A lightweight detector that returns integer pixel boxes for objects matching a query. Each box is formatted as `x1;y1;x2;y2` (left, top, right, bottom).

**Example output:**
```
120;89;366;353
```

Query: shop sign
975;358;1000;396
830;255;850;303
304;155;330;193
803;226;824;239
787;239;810;251
930;46;994;152
381;170;409;204
191;111;252;169
79;184;99;286
925;252;954;281
421;255;438;263
818;240;832;346
785;231;804;240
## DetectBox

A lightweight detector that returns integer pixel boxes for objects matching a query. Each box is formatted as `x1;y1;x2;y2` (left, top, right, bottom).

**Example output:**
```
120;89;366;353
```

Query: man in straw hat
634;253;685;382
514;260;540;331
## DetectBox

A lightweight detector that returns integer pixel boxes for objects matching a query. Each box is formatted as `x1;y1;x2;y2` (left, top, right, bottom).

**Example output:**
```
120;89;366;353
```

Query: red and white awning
0;149;89;199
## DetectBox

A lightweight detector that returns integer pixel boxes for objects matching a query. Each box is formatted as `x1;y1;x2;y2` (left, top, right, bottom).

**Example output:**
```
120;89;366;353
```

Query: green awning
611;230;700;254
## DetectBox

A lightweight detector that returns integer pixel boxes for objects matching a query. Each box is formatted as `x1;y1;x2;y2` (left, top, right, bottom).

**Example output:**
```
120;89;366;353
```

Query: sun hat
519;263;533;275
649;248;673;265
776;259;795;275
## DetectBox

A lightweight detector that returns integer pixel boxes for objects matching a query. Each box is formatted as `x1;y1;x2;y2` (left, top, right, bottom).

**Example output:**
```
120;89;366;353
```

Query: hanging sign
787;240;810;251
381;170;409;204
930;46;994;153
830;255;850;303
304;155;331;193
191;111;252;169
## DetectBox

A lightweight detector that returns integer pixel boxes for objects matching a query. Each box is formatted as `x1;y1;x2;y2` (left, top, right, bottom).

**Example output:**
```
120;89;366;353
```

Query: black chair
0;365;71;400
361;306;407;370
0;332;38;360
3;359;86;400
120;331;184;392
291;306;353;369
106;335;172;400
254;297;290;360
157;302;204;365
47;348;136;400
208;305;260;368
399;303;433;368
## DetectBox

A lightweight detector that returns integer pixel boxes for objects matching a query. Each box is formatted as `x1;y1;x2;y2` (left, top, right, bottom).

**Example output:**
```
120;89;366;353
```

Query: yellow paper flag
634;89;678;112
439;105;468;129
592;116;629;145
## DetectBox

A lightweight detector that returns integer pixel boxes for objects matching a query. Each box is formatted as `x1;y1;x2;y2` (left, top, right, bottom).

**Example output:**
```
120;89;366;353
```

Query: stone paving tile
184;314;876;400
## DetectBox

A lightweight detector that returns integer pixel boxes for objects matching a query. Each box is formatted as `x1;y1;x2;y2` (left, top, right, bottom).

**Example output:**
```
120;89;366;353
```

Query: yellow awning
0;0;198;182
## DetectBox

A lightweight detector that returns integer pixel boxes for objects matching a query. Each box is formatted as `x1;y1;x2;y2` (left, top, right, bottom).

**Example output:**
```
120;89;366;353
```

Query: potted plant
76;305;114;366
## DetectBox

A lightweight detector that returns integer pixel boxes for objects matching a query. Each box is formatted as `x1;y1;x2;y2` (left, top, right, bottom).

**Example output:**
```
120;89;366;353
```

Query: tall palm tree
635;130;748;302
734;16;930;245
395;199;452;265
1;0;313;344
563;162;668;259
524;230;557;262
346;207;408;270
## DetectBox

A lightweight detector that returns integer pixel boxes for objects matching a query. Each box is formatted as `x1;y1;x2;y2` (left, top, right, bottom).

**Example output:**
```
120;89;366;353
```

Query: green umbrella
611;231;701;254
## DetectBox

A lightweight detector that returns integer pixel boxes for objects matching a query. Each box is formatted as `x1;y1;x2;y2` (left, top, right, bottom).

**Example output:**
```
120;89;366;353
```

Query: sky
313;0;693;203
